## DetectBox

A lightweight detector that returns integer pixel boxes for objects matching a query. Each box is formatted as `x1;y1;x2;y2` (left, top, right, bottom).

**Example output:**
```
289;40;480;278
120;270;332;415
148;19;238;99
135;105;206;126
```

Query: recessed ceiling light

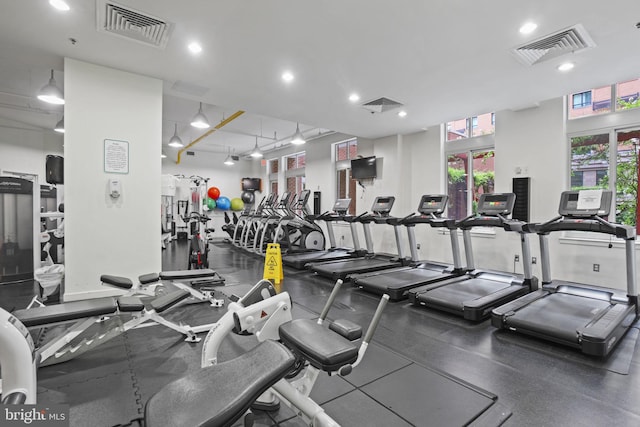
349;93;360;103
519;22;538;34
282;71;294;83
557;62;575;72
49;0;70;11
188;42;202;54
398;110;407;118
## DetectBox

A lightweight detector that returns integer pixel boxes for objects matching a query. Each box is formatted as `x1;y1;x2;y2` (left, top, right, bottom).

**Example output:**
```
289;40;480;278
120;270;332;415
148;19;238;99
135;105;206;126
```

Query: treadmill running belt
506;293;612;343
420;277;514;311
312;257;398;277
367;269;443;288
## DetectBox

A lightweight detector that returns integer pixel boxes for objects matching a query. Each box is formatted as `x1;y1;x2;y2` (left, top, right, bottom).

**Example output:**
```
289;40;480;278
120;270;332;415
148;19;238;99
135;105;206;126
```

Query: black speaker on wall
46;155;64;185
512;177;530;222
313;191;321;216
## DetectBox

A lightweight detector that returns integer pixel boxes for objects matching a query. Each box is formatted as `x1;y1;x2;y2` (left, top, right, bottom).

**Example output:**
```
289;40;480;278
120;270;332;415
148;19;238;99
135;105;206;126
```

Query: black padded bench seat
14;298;118;327
149;289;191;313
100;275;134;289
159;269;218;281
144;340;295;427
138;273;160;284
279;319;359;372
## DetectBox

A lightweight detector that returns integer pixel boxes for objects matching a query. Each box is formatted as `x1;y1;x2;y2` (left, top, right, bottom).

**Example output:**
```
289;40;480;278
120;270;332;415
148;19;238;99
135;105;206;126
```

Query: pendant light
224;147;235;165
38;69;64;105
291;122;306;145
53;116;64;133
190;102;210;129
168;123;184;147
250;136;263;158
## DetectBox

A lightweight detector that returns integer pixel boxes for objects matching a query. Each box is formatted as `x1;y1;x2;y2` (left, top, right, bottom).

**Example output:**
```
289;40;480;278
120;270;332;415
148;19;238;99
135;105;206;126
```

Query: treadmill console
558;190;612;217
371;196;395;216
417;194;448;215
332;198;352;215
477;193;516;216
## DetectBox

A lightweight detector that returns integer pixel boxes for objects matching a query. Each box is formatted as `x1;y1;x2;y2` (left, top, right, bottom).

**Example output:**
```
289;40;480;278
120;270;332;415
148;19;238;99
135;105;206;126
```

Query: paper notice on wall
104;139;129;174
577;189;603;210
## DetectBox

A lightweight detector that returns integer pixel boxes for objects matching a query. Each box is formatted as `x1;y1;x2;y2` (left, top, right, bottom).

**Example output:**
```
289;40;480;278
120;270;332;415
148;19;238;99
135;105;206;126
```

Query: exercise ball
230;198;244;211
207;187;221;200
241;190;255;204
216;196;231;210
207;198;217;210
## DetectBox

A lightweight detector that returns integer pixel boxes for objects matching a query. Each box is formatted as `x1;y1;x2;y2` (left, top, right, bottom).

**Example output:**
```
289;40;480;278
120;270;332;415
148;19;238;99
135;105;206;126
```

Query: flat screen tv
351;156;377;179
241;177;262;192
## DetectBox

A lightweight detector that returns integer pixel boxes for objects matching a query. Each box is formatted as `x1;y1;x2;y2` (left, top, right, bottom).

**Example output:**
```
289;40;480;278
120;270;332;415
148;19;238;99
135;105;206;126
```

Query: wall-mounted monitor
241;177;262;192
351;156;377;179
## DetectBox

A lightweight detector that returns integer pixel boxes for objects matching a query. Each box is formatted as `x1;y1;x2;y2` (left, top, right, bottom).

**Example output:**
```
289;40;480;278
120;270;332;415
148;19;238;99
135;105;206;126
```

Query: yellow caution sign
263;243;284;291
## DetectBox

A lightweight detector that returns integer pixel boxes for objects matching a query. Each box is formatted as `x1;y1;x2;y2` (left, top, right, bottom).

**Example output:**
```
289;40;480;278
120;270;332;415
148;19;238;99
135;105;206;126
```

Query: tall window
447;151;495;220
267;158;279;195
285;152;305;195
335;139;357;215
568;78;640;119
445;112;495;219
570;129;640;232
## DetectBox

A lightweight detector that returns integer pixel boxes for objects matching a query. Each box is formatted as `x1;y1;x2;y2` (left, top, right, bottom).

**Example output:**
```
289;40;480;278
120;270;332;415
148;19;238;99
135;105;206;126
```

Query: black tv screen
241;177;262;192
351;156;377;179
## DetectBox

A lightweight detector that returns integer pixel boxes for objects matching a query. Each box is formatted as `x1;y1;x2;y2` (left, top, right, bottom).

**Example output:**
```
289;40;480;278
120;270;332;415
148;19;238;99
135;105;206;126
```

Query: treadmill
350;194;467;301
282;199;366;269
408;193;538;321
308;196;410;281
492;190;638;357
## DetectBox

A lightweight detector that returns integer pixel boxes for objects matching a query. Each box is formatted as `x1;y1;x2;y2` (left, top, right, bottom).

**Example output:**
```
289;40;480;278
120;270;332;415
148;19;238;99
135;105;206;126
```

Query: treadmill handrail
531;215;635;240
456;214;506;230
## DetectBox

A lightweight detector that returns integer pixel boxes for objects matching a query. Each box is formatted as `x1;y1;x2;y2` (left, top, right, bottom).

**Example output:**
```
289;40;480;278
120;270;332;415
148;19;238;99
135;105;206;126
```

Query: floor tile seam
122;331;144;416
39;368;133;390
355;383;417;427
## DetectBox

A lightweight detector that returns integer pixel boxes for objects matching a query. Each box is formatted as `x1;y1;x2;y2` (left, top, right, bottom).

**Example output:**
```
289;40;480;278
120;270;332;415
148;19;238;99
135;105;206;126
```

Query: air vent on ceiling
97;1;172;49
512;24;596;66
186;151;195;156
362;97;403;114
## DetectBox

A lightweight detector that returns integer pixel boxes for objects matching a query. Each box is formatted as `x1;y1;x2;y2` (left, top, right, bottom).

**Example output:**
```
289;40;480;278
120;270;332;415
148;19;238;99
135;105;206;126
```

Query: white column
63;58;162;301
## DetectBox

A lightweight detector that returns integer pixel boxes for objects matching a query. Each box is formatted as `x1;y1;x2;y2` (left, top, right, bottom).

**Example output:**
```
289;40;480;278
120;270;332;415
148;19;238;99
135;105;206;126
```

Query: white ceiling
1;1;640;156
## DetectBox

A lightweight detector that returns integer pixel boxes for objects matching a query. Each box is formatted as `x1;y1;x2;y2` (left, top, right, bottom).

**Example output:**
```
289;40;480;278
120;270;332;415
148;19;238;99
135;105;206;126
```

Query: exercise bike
184;212;213;270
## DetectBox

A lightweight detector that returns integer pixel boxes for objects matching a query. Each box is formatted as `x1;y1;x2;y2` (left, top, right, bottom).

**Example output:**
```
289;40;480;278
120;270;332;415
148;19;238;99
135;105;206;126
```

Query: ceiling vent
362;97;403;114
512;24;596;66
97;1;172;49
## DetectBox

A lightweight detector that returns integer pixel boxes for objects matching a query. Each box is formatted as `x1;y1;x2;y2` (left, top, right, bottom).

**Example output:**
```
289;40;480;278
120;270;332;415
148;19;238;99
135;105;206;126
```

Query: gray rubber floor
3;239;639;426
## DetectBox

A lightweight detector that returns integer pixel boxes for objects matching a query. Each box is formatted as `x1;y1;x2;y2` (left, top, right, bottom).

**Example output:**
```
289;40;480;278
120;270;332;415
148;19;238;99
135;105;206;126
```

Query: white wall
64;58;163;301
0;119;63;177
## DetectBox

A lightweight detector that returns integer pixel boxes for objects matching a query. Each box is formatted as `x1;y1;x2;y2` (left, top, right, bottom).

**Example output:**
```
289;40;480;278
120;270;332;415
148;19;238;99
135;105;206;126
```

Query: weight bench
160;268;225;288
145;340;295;427
101;271;224;307
13;287;202;366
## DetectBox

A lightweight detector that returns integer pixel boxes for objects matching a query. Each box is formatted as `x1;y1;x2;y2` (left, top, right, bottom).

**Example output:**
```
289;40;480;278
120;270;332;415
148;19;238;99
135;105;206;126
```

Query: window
568;79;640;119
335;139;357;161
572;91;592;109
447;112;495;141
616;78;640;111
284;152;305;195
570;129;640;232
447;150;495;220
267;158;279;195
335;139;358;215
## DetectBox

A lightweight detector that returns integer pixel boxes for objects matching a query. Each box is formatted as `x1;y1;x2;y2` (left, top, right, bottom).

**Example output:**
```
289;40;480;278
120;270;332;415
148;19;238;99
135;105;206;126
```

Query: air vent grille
362;97;403;114
97;1;172;49
513;24;596;66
